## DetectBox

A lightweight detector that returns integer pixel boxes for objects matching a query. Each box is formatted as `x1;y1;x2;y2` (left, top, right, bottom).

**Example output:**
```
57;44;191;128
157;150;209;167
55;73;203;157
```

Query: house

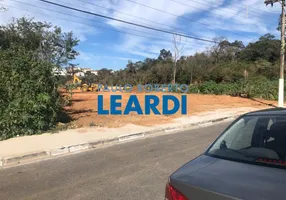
64;66;98;76
82;68;92;73
53;68;67;76
90;70;98;75
75;71;85;77
65;66;81;76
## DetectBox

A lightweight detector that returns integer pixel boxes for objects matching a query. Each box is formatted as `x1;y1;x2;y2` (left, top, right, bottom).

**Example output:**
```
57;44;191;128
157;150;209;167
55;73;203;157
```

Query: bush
57;75;72;86
189;81;241;96
89;122;96;127
189;77;279;101
243;77;278;100
0;47;61;140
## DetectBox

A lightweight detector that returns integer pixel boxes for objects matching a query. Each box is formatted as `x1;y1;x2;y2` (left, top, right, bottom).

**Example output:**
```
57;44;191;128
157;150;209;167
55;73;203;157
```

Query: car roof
245;107;286;116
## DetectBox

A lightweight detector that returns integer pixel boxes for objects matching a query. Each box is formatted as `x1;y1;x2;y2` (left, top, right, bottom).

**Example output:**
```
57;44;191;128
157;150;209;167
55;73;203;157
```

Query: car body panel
170;155;286;200
244;108;286;116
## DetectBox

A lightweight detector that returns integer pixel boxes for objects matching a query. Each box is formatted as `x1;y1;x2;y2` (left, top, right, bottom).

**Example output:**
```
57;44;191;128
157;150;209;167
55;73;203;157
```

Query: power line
2;2;208;49
55;0;179;38
123;0;254;39
170;0;235;18
193;0;277;15
8;0;212;49
186;0;240;16
79;0;274;33
0;3;169;42
10;0;170;39
168;0;273;31
3;2;170;41
61;0;210;41
170;0;271;21
77;0;176;30
63;0;162;30
238;2;277;15
189;0;259;18
37;0;218;44
76;0;214;40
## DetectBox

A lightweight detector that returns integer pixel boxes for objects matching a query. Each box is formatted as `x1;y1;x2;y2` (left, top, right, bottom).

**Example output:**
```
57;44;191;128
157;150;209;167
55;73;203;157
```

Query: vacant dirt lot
64;90;275;128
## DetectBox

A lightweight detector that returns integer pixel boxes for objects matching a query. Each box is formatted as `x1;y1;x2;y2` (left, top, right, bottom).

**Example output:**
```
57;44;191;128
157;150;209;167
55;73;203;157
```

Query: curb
118;132;145;142
69;143;90;153
50;147;69;156
2;151;49;167
0;114;240;168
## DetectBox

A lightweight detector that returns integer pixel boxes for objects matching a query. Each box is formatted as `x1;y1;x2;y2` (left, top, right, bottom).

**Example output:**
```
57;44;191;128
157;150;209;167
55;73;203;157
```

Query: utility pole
265;0;285;107
280;1;285;107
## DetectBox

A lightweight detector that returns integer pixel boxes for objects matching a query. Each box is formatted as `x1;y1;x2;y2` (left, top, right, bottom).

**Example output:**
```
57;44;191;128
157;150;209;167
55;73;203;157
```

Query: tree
97;32;282;94
239;34;280;62
0;17;79;68
126;60;137;74
97;68;114;85
208;37;244;63
172;34;186;84
0;17;80;140
158;49;172;61
82;71;98;84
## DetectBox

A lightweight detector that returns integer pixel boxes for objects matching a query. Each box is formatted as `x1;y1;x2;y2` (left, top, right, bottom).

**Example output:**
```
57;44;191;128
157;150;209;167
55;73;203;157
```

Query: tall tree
158;49;172;61
172;34;186;84
0;17;79;68
239;34;280;62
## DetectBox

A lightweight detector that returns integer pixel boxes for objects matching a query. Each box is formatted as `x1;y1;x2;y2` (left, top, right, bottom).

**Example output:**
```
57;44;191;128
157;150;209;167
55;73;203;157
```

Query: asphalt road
0;122;229;200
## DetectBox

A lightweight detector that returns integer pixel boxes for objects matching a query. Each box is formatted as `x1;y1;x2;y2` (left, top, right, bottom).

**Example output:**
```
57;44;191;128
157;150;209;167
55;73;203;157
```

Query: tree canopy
0;17;79;68
95;33;280;86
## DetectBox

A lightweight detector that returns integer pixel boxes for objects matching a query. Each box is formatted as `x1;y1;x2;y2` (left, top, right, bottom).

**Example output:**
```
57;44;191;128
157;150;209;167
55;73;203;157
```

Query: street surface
0;122;229;200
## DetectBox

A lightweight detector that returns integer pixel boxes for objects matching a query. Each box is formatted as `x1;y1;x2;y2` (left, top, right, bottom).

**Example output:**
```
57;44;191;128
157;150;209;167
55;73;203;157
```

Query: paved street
0;122;229;200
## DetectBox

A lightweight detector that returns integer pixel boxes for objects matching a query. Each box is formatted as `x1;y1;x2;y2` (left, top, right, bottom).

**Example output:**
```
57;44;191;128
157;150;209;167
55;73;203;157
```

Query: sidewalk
0;107;265;167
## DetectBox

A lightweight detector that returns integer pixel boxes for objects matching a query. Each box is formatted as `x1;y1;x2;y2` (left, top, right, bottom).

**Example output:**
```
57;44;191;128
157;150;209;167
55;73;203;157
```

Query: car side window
209;117;258;151
208;115;286;164
228;117;258;150
267;119;274;130
266;118;275;142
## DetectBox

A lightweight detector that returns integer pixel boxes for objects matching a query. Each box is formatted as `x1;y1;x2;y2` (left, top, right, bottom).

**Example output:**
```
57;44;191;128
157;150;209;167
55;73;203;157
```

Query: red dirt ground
63;89;276;128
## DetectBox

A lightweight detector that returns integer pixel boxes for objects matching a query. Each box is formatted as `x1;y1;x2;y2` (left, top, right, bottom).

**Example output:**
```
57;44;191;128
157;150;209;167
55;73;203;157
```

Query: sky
0;0;282;70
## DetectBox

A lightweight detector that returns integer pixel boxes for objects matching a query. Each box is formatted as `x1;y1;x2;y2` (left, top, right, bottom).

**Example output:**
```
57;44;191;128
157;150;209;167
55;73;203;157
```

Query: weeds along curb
0;114;240;169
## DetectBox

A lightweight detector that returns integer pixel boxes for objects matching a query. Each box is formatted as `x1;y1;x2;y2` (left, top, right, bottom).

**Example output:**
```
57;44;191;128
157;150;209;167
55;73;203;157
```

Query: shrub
244;77;278;100
189;77;279;101
57;75;72;86
0;47;61;140
189;81;241;96
89;122;96;127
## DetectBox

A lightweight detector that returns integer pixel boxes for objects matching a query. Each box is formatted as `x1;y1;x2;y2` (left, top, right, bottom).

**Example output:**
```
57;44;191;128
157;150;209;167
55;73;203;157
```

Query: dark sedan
165;108;286;200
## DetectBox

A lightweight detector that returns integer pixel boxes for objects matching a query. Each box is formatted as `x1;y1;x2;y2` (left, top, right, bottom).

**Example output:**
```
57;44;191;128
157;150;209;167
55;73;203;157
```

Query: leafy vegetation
189;78;279;100
0;18;79;140
94;34;281;101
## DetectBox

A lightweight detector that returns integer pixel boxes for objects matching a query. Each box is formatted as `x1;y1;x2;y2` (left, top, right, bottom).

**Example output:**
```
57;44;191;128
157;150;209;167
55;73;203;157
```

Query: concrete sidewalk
0;107;263;167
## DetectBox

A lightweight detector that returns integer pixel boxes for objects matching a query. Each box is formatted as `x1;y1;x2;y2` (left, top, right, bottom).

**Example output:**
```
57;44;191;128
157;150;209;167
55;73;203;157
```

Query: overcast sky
0;0;282;70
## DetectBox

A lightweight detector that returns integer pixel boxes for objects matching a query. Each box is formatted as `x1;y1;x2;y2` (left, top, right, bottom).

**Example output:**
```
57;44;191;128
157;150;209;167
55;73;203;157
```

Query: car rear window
207;115;286;168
